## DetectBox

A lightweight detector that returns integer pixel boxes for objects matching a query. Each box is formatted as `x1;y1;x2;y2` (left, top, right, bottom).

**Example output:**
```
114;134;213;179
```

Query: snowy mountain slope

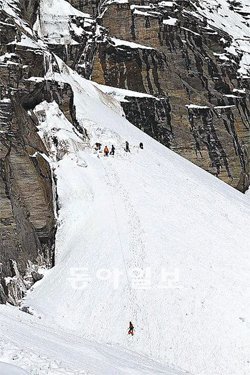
21;58;250;375
0;305;182;375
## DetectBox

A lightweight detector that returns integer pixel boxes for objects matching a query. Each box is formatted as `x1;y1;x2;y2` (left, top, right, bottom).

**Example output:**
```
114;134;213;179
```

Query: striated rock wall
0;1;81;304
0;93;55;303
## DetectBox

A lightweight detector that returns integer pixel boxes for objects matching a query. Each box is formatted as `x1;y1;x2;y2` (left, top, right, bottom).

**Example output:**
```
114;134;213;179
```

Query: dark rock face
0;1;81;304
0;99;54;273
31;270;44;282
0;91;54;303
0;283;8;304
19;0;40;26
0;4;47;304
122;96;173;147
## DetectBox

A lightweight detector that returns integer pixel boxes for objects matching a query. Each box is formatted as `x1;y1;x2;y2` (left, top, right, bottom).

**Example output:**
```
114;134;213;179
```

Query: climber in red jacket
128;321;134;336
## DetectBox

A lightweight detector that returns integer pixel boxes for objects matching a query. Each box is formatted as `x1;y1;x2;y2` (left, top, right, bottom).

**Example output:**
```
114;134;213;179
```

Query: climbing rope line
100;157;131;291
100;155;151;342
102;159;154;350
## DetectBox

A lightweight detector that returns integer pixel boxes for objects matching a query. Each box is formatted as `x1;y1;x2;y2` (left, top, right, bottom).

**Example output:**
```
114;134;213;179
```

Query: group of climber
94;141;144;157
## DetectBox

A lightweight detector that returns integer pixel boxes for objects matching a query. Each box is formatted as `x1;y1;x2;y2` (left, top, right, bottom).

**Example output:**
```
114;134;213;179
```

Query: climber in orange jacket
104;145;109;156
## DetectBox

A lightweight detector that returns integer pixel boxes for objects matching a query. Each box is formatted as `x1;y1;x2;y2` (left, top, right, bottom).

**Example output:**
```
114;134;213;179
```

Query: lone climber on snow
128;321;134;336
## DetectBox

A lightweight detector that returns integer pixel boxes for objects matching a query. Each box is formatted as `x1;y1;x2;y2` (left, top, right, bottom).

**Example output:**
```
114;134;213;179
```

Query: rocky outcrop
0;1;81;304
0;87;55;303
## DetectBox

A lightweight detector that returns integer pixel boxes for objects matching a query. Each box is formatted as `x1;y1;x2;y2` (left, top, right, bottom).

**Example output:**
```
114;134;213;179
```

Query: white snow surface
185;104;209;109
158;2;174;7
92;82;157;101
110;37;153;50
0;362;28;375
163;18;178;26
106;0;128;4
20;58;250;375
0;305;180;375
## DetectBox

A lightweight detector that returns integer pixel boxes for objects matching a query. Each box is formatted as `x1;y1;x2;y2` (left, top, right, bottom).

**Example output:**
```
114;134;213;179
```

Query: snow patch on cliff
110;37;153;50
34;0;92;45
197;0;250;77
